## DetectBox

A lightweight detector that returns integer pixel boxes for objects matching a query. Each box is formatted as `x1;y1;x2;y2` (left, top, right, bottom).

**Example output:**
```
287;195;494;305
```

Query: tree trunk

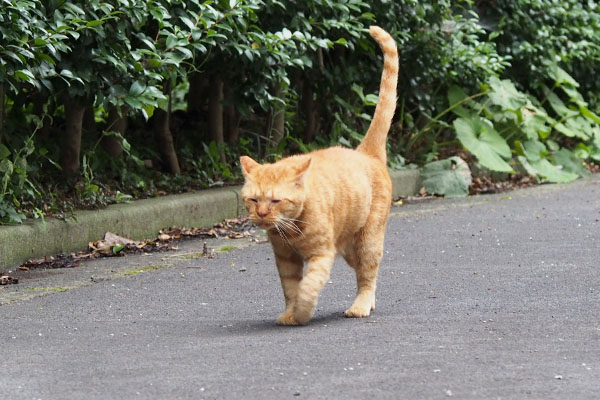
153;82;180;174
225;105;242;145
103;105;127;158
62;96;86;176
317;47;326;73
208;74;226;163
187;72;207;116
301;82;318;143
269;82;286;149
224;83;241;145
0;83;4;146
154;108;180;174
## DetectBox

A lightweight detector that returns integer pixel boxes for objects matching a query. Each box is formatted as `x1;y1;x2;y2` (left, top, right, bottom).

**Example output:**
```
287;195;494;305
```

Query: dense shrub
482;0;600;103
0;0;598;223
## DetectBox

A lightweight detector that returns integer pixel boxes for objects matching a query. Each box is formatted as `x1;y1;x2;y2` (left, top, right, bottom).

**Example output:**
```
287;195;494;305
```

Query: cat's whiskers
274;221;293;247
278;217;304;237
276;218;297;232
284;217;310;225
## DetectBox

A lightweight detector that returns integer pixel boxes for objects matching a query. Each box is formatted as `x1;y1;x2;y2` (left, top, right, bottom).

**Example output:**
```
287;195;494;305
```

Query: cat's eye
248;198;258;203
270;199;282;204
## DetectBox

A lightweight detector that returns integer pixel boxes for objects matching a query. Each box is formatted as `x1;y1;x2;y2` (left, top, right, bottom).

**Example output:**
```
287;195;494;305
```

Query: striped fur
357;26;399;163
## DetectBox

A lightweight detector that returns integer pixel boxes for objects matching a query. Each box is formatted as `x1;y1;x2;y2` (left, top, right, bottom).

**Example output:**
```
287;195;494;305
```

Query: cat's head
240;155;311;230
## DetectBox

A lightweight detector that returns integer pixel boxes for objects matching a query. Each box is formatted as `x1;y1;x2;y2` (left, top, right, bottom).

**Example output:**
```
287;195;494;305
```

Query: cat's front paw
277;311;299;326
292;304;314;325
344;304;372;318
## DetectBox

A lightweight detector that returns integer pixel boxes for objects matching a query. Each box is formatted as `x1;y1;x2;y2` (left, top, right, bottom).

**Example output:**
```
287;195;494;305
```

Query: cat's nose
257;209;269;218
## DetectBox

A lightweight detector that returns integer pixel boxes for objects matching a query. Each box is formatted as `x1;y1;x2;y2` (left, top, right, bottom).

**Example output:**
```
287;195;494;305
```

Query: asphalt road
1;176;599;399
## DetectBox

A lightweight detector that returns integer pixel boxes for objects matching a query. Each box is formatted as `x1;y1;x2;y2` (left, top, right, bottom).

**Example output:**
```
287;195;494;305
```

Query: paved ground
1;176;599;399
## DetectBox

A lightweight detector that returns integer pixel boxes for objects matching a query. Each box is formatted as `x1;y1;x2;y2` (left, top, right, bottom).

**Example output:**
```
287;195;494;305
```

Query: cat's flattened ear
293;157;311;184
240;156;260;178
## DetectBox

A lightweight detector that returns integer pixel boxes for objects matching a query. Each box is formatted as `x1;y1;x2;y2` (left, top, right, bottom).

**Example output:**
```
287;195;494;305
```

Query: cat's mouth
253;219;275;229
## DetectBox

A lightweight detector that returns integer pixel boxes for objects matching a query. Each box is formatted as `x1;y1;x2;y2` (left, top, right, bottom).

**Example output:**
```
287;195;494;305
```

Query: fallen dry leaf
0;275;19;285
158;233;171;241
13;216;259;280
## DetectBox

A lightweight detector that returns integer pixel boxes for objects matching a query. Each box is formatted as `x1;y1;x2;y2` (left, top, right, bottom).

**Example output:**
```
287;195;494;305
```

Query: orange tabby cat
240;26;398;325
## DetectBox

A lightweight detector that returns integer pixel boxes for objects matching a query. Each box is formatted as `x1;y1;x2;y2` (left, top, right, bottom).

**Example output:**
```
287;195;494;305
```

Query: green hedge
0;0;599;223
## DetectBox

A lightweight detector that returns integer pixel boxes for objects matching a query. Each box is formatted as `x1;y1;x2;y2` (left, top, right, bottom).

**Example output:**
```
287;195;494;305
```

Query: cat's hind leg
344;203;389;318
274;250;304;326
343;239;382;318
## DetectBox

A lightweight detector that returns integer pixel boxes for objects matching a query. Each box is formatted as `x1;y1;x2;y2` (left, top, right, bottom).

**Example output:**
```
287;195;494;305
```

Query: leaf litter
11;216;257;281
0;275;19;285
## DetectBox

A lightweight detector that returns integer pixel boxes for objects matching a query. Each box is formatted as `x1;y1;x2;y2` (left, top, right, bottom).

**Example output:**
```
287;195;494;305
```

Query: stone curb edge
0;169;421;270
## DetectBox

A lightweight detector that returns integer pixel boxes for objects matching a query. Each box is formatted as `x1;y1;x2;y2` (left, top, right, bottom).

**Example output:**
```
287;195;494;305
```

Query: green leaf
86;20;104;27
166;34;178;50
0;144;10;160
364;94;379;106
141;104;155;120
521;106;550;140
546;91;579;119
529;158;578;183
121;138;131;154
554;122;579;138
563;117;591;140
522;139;547;162
148;58;162;68
447;86;467;103
0;159;14;175
112;244;125;254
513;140;525;157
547;64;579;88
60;69;75;79
124;96;142;109
3;51;24;64
351;83;365;102
553;148;590;178
517;156;539;178
453;116;513;173
129;80;146;96
518;153;577;183
143;85;166;101
15;69;35;83
546;140;560;152
487;77;527;111
176;46;193;59
447;86;471;119
590;146;600;162
579;105;600;124
37;53;56;65
64;2;86;16
179;16;196;31
573;143;590;160
422;157;472;198
560;84;585;105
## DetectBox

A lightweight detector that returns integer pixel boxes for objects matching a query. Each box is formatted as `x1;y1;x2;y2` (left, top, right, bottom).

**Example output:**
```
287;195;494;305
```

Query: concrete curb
0;169;421;269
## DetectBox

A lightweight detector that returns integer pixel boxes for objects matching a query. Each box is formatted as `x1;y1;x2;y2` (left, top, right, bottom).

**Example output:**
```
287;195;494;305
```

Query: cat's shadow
212;311;352;336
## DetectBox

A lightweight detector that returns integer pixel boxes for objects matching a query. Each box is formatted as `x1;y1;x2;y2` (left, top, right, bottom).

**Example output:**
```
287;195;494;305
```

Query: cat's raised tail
356;26;399;164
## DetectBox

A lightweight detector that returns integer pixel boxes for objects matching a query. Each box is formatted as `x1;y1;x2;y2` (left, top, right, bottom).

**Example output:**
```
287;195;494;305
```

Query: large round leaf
453;116;513;173
488;77;527;111
553;148;590;178
528;158;578;183
422;156;472;198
